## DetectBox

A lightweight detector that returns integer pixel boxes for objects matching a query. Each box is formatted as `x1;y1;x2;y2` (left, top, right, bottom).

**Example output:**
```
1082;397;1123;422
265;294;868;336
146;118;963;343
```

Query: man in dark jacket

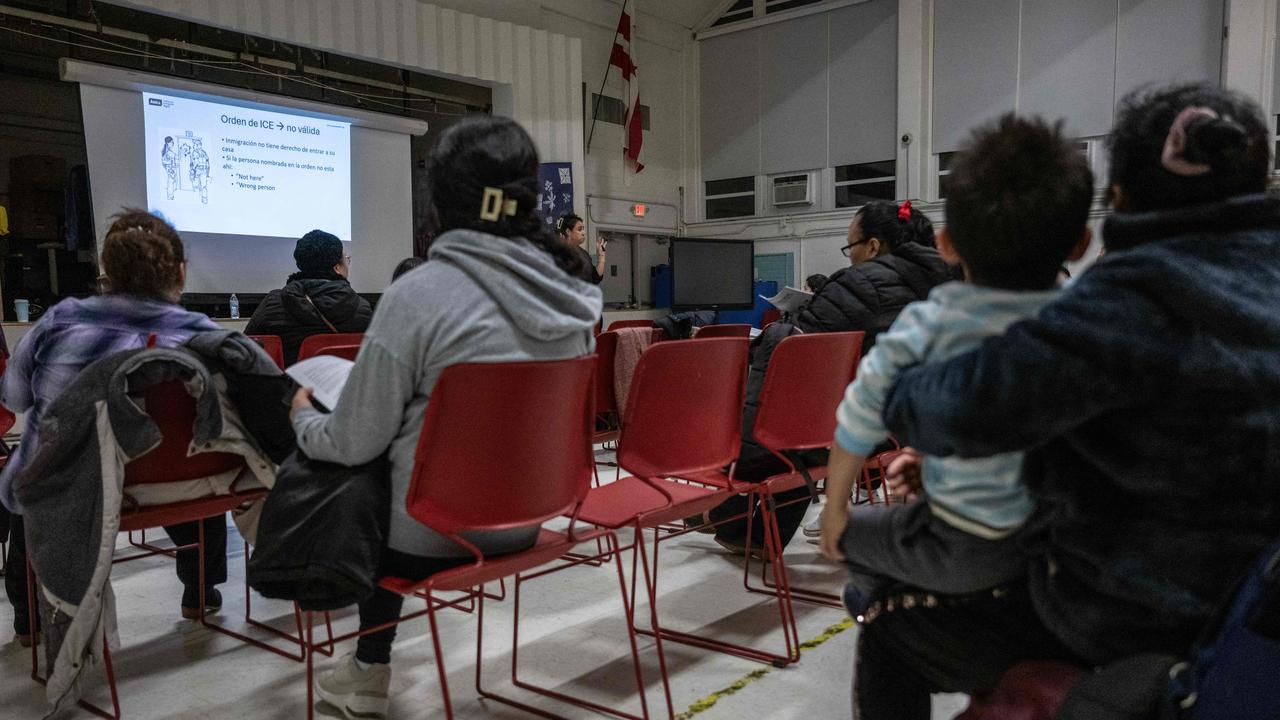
245;229;372;365
709;201;953;553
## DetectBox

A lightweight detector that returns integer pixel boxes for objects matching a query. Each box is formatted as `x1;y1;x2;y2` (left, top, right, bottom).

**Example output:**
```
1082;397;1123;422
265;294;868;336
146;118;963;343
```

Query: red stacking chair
608;318;656;331
592;331;623;483
674;331;864;665
0;352;13;572
296;333;364;362
314;344;359;361
520;338;749;718
760;308;782;328
248;334;285;369
694;323;751;339
28;379;284;719
302;356;650;720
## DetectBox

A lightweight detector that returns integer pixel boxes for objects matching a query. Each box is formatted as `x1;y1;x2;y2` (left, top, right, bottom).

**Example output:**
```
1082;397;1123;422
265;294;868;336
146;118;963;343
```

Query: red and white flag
608;0;644;174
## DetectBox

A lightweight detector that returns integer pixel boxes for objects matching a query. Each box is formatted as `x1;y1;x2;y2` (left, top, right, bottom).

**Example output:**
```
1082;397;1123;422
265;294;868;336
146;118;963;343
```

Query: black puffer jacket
244;274;372;365
795;241;953;346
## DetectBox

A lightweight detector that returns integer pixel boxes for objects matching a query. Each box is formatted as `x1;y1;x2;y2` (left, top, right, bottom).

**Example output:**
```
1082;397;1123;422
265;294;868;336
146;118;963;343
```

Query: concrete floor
1;459;968;720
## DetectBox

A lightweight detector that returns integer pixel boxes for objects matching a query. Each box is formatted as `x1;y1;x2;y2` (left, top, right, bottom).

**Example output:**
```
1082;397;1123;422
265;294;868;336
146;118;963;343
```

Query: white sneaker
802;517;822;538
316;653;391;719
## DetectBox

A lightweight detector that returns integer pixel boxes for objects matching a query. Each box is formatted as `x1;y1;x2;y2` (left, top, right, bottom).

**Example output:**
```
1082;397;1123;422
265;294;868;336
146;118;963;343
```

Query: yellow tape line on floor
673;617;856;720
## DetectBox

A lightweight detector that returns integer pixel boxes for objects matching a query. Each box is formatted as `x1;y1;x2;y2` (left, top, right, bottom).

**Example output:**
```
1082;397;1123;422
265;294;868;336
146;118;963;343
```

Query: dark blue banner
537;162;574;231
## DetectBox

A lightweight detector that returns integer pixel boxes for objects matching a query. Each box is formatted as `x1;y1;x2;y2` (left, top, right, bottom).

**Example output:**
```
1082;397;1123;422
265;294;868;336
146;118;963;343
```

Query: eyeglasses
840;239;871;257
343;255;353;265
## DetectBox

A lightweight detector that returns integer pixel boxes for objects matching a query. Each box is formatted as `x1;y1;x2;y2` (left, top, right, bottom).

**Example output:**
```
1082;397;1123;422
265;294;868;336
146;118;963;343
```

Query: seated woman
293;116;601;719
1;210;227;643
708;201;953;555
244;229;371;365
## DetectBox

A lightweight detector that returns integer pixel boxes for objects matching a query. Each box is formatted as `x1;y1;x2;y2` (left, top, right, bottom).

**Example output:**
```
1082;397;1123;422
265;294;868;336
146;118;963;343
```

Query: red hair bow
897;199;912;221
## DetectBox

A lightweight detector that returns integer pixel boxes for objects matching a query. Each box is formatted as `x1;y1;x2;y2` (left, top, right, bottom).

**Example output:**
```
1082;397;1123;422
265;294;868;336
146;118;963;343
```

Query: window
766;0;824;14
935;151;957;200
1273;116;1280;172
755;252;795;290
938;137;1105;200
835;160;896;207
705;176;755;219
590;93;651;131
712;0;753;27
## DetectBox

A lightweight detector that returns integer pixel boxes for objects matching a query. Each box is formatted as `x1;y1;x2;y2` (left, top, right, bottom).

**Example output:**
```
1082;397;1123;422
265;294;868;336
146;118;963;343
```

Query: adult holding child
292;116;601;719
859;84;1280;718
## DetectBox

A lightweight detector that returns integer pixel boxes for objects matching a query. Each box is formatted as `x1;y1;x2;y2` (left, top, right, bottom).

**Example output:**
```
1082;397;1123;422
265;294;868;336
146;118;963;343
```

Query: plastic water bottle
229;293;240;319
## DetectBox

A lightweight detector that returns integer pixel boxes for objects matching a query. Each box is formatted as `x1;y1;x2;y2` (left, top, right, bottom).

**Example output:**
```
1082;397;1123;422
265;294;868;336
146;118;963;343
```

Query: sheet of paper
760;286;813;314
285;355;354;412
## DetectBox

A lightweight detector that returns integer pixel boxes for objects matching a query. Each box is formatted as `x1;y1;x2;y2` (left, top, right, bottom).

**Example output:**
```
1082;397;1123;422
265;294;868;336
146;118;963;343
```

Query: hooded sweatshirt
292;229;602;557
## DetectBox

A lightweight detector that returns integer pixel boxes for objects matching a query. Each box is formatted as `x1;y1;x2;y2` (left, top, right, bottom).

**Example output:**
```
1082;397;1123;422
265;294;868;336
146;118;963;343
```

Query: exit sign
631;203;647;217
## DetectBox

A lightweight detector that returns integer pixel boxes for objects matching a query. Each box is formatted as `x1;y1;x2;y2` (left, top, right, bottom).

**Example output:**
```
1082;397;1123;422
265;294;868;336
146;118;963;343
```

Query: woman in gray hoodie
290;116;602;718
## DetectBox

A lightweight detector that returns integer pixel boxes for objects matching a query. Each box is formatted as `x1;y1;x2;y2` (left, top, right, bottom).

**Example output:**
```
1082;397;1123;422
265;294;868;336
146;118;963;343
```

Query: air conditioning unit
771;174;812;207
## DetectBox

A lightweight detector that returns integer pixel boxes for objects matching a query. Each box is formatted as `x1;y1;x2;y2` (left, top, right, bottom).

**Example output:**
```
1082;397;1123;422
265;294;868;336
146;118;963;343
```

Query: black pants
162;514;229;590
4;513;36;634
355;549;469;665
710;445;828;549
852;582;1081;720
4;514;227;632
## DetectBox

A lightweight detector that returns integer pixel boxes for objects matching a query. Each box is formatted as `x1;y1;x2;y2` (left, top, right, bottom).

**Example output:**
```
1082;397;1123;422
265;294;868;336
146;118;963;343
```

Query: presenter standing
556;213;607;285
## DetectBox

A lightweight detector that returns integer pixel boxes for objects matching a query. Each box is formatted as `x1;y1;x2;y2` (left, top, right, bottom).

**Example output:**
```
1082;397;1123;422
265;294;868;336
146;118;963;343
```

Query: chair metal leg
745;490;845;609
496;532;652;720
195;526;327;660
634;500;801;669
27;561;122;718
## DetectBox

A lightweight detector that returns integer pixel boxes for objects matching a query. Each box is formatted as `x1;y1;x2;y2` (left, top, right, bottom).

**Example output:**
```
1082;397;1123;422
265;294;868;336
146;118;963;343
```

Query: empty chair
608;319;656;331
248;335;285;369
296;333;364;362
695;323;751;339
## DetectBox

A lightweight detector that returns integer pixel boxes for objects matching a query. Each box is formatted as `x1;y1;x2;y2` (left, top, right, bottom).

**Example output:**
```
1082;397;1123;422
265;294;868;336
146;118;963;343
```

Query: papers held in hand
761;286;813;314
285;355;354;412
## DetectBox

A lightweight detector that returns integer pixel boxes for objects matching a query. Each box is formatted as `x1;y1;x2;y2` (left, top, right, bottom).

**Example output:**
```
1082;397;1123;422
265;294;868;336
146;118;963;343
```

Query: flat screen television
670;238;755;311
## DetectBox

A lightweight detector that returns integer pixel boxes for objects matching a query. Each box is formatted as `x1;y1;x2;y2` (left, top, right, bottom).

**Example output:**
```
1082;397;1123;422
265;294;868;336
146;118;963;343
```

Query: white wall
425;0;694;228
684;0;1278;287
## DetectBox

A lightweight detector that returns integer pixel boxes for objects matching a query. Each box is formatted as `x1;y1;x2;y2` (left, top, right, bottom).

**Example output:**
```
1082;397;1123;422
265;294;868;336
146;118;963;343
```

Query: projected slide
143;91;351;240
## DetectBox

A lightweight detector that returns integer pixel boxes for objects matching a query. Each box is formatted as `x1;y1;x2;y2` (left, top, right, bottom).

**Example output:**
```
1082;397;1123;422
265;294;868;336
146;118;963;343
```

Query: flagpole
586;0;628;153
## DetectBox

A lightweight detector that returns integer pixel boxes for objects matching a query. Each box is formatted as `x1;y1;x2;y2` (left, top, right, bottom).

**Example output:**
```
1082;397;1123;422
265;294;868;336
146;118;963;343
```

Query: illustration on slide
162;137;178;200
160;130;211;204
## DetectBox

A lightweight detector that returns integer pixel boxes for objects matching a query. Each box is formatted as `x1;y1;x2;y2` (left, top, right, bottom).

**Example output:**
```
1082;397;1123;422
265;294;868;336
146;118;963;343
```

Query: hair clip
480;186;519;222
1161;106;1217;177
897;199;913;221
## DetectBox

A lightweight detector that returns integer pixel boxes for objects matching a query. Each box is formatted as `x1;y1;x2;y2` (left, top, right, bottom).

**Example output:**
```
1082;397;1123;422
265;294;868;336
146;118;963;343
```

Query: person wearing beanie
245;229;373;365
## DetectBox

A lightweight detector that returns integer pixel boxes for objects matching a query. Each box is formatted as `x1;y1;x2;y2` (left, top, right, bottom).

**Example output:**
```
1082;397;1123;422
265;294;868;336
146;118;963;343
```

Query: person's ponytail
428;117;587;279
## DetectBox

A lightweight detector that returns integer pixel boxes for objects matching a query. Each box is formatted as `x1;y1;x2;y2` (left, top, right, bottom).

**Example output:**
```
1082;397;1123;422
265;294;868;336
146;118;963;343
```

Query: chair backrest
0;354;15;438
124;379;247;485
753;332;864;452
695;324;751;339
405;356;596;536
297;333;364;362
594;331;619;415
608;319;655;332
761;309;781;328
248;334;285;369
617;338;749;479
316;344;360;361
